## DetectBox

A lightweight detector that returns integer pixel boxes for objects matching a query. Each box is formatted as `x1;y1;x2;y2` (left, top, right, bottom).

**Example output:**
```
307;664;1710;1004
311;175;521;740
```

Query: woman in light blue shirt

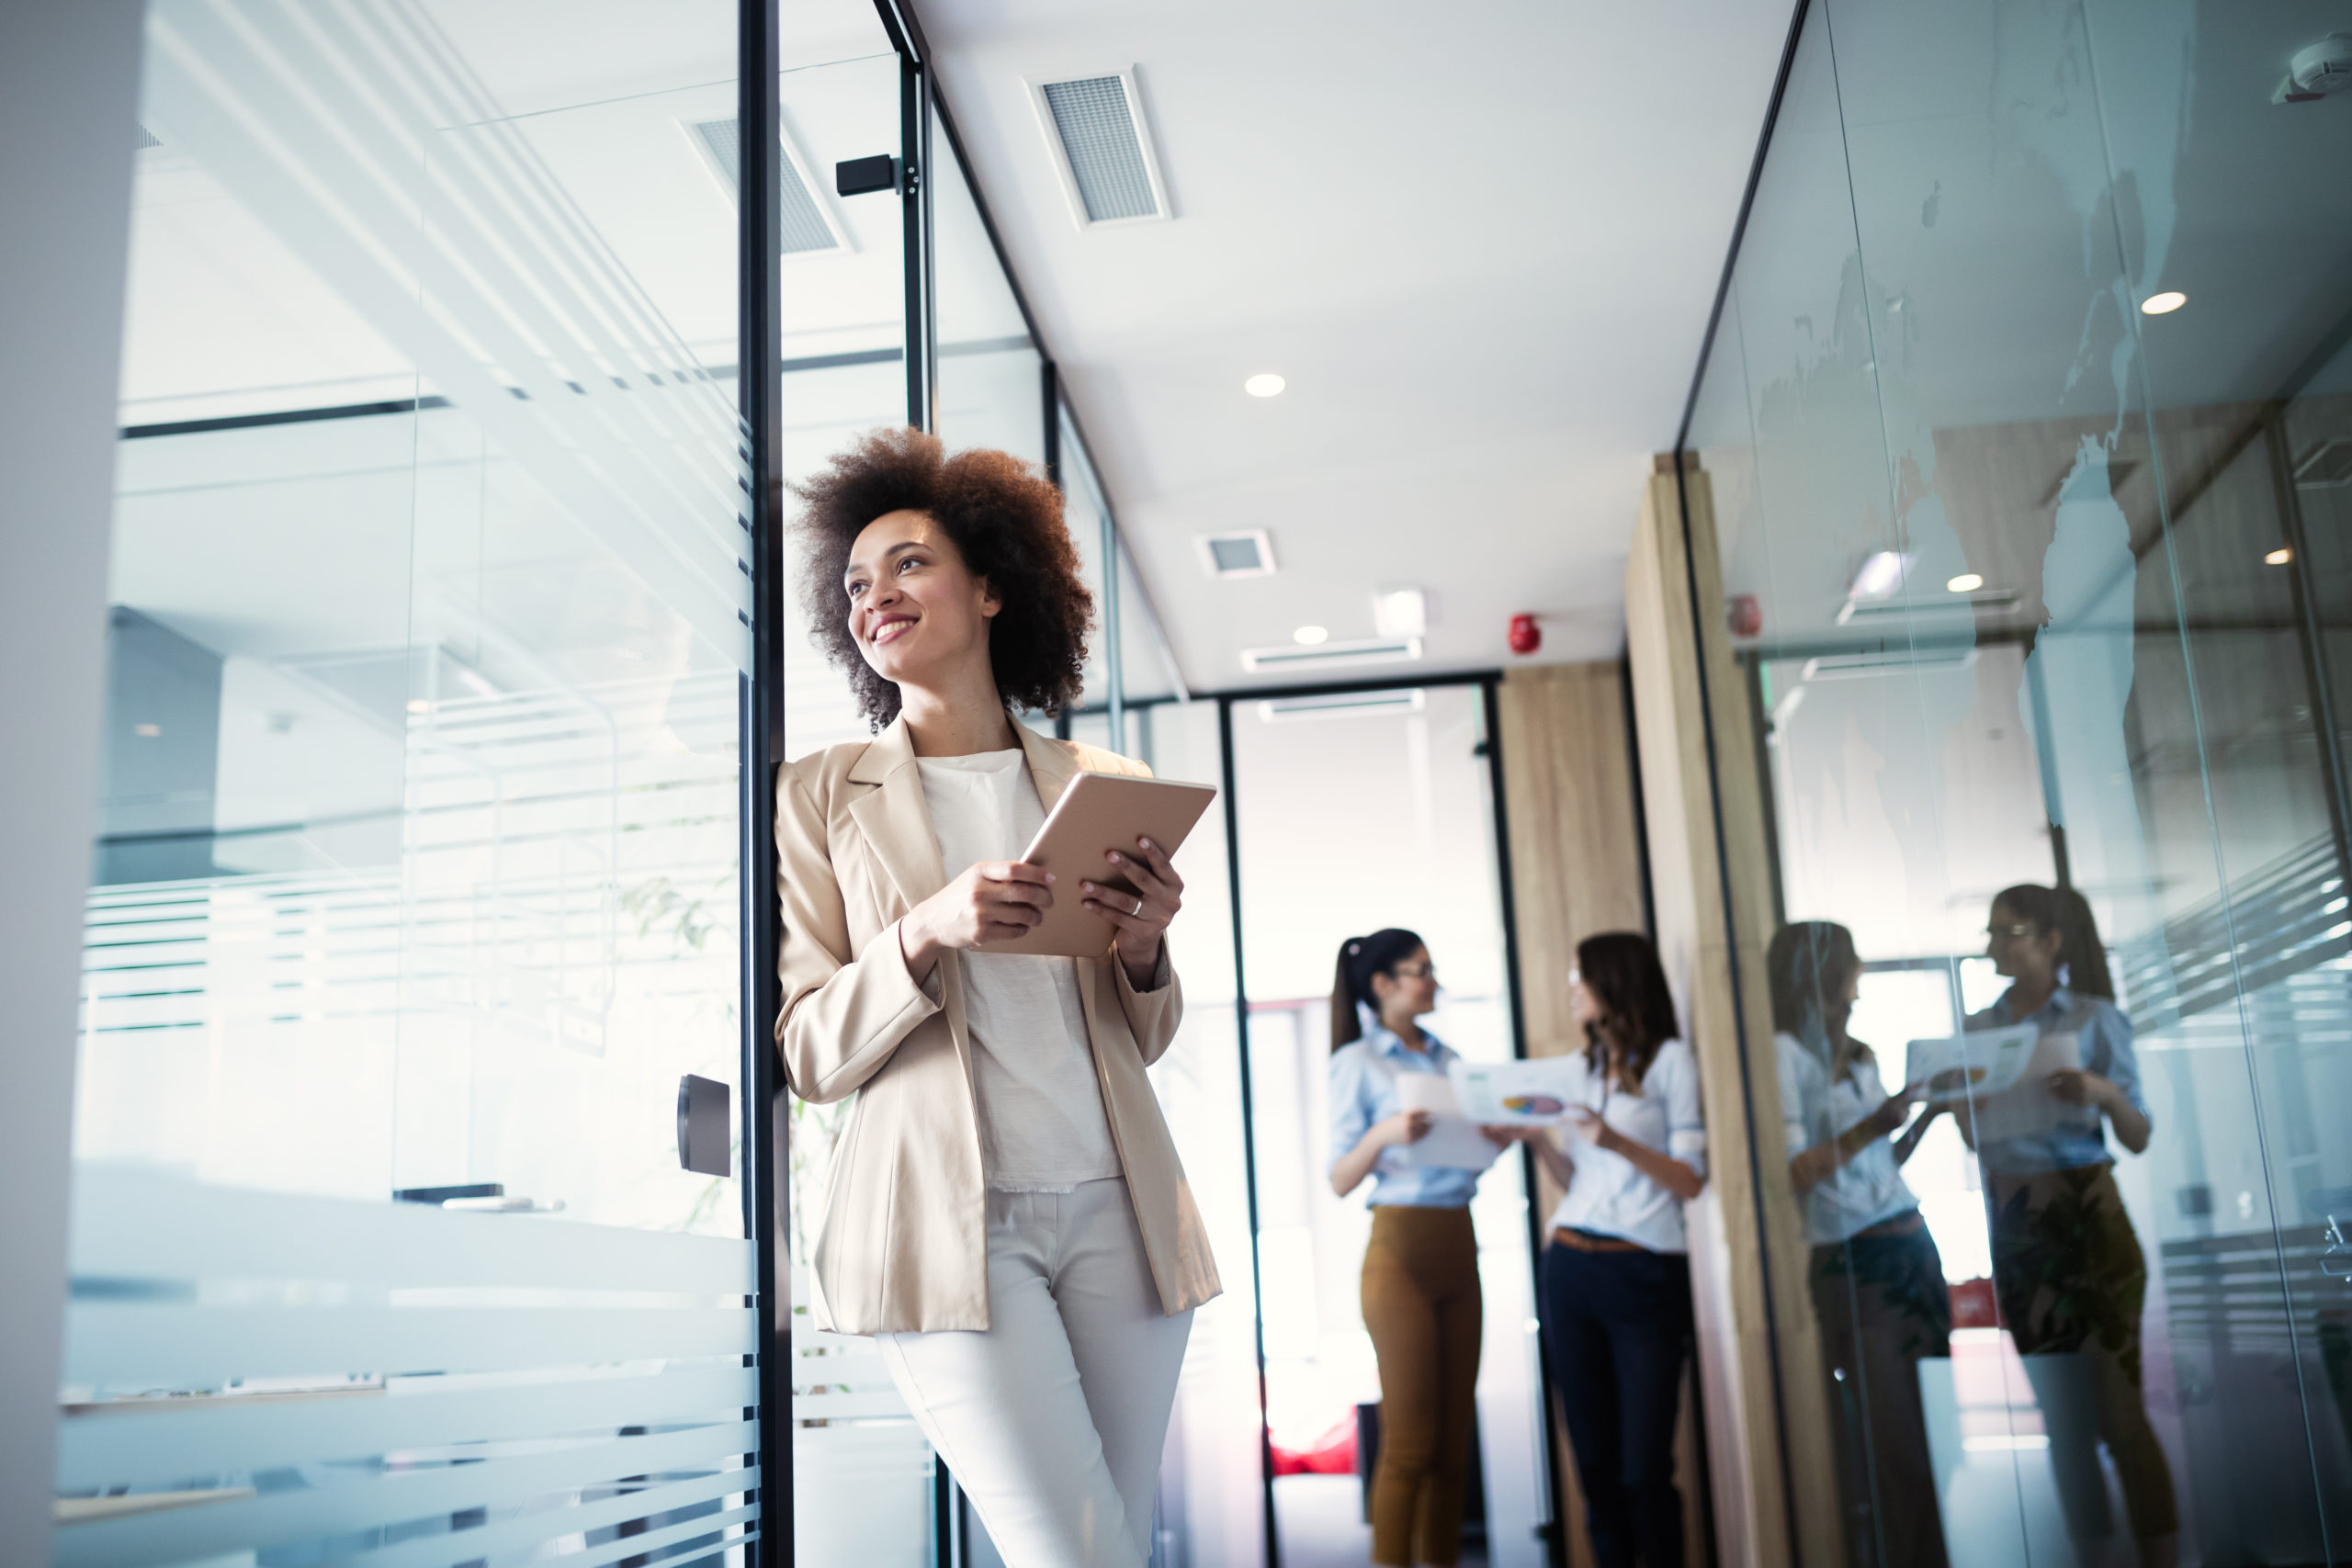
1943;884;2177;1566
1328;929;1508;1568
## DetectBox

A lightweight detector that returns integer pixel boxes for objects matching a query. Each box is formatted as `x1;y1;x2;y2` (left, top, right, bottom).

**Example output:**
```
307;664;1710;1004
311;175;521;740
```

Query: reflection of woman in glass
1945;884;2177;1568
775;430;1219;1568
1767;922;1949;1568
1329;930;1509;1568
1524;932;1705;1568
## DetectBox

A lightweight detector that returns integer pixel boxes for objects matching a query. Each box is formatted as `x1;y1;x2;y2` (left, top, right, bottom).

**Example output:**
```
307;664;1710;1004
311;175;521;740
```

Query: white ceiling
916;0;1794;686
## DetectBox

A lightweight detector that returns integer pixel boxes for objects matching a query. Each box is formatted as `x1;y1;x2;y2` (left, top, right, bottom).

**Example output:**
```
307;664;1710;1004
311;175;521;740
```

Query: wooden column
1623;456;1839;1568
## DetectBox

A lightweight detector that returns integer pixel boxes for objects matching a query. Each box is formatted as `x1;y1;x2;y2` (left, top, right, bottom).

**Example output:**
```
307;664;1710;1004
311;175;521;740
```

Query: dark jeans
1541;1241;1692;1568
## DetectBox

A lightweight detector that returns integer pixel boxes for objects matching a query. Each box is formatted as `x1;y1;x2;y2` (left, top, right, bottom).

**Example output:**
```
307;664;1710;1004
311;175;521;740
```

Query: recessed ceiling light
1947;573;1984;593
406;698;434;714
1293;625;1329;646
1245;373;1286;399
2141;291;2187;315
2267;547;2293;566
132;723;161;738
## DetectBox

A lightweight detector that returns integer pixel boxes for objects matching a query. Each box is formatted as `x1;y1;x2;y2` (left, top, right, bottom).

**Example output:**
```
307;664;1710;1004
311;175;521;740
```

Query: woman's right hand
1377;1109;1434;1147
899;861;1056;980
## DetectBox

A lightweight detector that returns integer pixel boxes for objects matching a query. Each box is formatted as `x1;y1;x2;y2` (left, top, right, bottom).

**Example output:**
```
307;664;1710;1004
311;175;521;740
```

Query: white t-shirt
1545;1039;1707;1254
915;750;1120;1191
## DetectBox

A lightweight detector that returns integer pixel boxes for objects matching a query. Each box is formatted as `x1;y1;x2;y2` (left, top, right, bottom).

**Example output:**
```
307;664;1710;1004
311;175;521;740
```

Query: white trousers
877;1179;1193;1568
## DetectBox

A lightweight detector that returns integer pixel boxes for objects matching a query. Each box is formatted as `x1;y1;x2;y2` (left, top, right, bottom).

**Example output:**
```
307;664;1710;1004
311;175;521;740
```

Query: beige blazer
774;715;1223;1335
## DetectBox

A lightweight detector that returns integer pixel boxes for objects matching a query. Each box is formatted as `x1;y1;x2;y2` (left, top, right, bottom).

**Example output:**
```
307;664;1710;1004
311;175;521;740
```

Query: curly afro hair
790;427;1093;730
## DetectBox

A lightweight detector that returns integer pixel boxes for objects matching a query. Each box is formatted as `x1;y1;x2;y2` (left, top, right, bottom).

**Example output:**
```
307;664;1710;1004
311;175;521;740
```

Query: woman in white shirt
1523;931;1705;1568
775;429;1218;1568
1767;921;1948;1568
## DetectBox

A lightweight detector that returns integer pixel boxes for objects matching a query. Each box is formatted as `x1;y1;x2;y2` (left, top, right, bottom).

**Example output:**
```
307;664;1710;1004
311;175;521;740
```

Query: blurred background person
1523;931;1704;1568
1328;930;1516;1568
1768;921;1950;1568
1945;884;2177;1568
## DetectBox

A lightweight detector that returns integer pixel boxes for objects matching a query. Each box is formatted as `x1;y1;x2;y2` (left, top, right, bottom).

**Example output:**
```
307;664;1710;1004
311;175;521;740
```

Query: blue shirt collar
1365;1023;1451;1065
1994;984;2074;1024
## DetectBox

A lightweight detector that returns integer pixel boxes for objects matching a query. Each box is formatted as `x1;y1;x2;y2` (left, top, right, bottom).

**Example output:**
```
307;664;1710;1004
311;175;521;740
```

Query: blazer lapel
845;716;949;919
1013;716;1083;817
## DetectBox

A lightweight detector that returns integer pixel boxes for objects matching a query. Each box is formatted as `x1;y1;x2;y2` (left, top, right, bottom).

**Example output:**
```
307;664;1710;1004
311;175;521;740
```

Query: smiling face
842;509;1000;697
1986;898;2063;986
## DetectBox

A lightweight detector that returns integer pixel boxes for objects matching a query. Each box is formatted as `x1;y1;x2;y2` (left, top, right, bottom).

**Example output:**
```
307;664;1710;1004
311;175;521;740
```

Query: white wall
0;0;145;1548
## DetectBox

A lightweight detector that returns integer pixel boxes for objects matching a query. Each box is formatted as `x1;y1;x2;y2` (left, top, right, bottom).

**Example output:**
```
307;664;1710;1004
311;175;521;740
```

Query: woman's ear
977;575;1002;620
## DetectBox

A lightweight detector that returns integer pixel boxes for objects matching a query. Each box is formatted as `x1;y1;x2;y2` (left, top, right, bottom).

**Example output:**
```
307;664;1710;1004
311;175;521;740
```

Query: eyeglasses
1391;963;1437;981
1985;923;2038;939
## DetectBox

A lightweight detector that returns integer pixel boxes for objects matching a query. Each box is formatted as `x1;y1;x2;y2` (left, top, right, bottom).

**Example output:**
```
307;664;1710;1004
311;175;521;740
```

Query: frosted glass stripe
58;1363;755;1490
67;1305;756;1388
53;1419;753;1568
309;1466;756;1568
71;1165;753;1294
569;1500;757;1568
793;1388;907;1420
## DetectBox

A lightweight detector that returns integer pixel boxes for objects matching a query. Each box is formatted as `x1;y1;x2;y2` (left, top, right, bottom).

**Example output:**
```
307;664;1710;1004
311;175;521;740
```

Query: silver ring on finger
1131;895;1144;918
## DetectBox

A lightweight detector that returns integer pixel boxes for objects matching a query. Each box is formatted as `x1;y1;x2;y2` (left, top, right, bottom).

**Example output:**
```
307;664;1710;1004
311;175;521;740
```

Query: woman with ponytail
1950;884;2176;1567
1327;930;1513;1568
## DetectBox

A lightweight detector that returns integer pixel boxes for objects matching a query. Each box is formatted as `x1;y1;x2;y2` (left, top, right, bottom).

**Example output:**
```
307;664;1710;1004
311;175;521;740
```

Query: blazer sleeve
1114;946;1184;1066
1094;749;1185;1063
774;765;942;1104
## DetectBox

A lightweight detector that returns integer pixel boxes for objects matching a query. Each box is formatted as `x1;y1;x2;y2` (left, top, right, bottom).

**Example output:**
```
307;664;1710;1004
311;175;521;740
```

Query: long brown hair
1766;920;1872;1080
1330;929;1426;1050
1995;884;2114;1000
1577;931;1679;1093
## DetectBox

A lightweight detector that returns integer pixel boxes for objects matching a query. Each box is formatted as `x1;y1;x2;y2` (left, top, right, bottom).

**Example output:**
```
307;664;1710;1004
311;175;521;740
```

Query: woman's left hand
1083;835;1182;988
1565;1107;1621;1154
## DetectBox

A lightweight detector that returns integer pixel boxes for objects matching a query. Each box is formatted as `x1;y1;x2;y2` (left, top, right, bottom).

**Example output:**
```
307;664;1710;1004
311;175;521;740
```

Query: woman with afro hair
773;427;1219;1568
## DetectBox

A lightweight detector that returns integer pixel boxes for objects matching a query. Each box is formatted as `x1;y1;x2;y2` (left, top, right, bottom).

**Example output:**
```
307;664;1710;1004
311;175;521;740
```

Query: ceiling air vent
2294;437;2352;489
1240;636;1423;675
684;117;848;257
1029;69;1170;229
136;124;161;149
1197;530;1275;578
1259;689;1426;724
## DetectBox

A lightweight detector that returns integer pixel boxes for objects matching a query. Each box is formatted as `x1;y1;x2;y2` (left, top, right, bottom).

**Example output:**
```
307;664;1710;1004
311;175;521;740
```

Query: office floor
1273;1474;1491;1568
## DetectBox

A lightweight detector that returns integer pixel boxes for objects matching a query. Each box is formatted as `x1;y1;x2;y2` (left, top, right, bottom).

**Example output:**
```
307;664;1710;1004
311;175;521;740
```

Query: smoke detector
2276;33;2352;102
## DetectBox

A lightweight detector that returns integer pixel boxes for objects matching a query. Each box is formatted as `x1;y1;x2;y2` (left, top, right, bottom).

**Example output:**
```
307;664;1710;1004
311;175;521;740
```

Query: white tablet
978;772;1217;958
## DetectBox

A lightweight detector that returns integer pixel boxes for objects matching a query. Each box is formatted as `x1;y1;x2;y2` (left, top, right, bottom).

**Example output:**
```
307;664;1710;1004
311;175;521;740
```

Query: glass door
63;2;762;1561
1227;682;1553;1568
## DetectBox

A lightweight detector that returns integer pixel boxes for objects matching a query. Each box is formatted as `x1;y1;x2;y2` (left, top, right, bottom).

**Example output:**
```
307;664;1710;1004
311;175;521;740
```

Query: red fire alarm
1727;593;1763;638
1507;614;1542;656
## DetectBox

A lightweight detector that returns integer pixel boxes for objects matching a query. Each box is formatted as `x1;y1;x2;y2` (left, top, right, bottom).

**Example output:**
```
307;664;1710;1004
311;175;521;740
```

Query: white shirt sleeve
1663;1042;1708;1179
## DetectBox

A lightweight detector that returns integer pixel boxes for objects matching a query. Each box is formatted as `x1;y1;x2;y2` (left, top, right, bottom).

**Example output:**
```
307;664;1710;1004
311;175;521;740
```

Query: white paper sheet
1390;1075;1505;1171
1448;1057;1584;1125
1905;1023;2041;1102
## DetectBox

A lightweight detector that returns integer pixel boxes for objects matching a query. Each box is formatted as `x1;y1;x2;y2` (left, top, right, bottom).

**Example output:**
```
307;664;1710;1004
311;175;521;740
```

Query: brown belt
1552;1226;1648;1255
1855;1209;1928;1241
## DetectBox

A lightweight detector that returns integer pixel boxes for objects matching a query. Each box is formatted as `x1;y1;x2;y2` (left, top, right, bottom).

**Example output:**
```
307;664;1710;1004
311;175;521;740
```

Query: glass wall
68;0;761;1561
1683;1;2352;1563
